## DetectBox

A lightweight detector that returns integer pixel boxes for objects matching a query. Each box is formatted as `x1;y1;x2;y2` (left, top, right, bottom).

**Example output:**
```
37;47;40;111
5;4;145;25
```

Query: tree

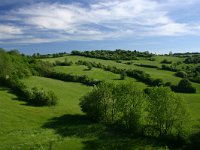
0;50;12;78
177;78;196;93
145;87;189;137
80;82;147;134
80;82;113;122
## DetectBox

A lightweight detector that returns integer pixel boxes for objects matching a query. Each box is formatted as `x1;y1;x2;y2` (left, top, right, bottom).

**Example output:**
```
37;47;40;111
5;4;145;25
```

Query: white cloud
0;25;23;39
1;0;200;43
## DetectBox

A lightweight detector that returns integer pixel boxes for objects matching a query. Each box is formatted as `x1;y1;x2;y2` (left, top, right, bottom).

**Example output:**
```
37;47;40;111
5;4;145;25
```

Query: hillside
0;49;200;149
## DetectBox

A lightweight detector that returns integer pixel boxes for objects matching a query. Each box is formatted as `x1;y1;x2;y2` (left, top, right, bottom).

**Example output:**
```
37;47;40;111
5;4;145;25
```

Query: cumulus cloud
0;0;200;43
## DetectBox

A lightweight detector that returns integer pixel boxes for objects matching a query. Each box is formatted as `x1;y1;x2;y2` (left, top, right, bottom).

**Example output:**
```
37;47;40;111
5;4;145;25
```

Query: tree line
71;49;154;60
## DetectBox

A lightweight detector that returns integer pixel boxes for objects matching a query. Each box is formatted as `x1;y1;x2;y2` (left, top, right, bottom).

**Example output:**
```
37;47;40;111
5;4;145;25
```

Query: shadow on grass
42;114;166;150
42;114;105;138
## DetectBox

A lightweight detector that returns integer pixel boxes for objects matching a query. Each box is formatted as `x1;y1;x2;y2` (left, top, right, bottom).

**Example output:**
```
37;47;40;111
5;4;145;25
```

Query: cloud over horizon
0;0;200;45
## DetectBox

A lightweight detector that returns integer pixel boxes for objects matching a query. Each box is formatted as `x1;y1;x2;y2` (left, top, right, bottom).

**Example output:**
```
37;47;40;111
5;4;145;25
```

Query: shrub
175;71;187;78
29;87;58;106
176;79;196;93
161;59;172;64
152;78;164;86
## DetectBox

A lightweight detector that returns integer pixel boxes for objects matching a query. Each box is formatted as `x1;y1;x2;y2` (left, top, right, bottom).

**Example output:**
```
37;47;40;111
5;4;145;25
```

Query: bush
152;78;164;86
30;87;58;106
0;77;58;106
175;71;187;78
176;79;196;93
161;59;172;64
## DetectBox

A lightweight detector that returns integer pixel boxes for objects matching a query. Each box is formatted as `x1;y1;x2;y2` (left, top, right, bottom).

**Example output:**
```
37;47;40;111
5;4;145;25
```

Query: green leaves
81;83;189;137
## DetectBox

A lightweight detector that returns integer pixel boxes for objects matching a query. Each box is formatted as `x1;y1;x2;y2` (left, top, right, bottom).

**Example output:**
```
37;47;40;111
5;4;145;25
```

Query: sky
0;0;200;54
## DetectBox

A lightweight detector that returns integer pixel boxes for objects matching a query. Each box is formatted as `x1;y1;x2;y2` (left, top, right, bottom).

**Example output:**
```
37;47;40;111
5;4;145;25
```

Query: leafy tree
80;82;113;122
145;87;189;137
80;82;147;134
177;78;196;93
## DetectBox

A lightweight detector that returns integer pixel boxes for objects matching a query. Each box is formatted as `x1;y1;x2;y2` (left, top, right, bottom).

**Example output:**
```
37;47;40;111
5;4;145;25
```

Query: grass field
44;55;189;84
0;77;169;150
0;54;199;149
0;77;90;149
45;55;200;103
45;55;200;129
54;65;146;88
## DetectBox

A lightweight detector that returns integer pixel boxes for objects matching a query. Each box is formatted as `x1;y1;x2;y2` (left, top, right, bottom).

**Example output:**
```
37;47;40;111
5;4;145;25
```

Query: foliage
80;82;147;134
71;49;154;60
175;71;187;78
161;59;172;64
161;64;178;72
32;52;67;58
29;59;54;76
0;49;31;79
175;79;196;93
145;87;189;137
75;60;165;87
29;87;58;106
45;71;101;86
184;56;200;64
81;82;189;139
0;78;58;106
152;78;164;86
135;64;158;69
86;63;93;70
54;58;73;66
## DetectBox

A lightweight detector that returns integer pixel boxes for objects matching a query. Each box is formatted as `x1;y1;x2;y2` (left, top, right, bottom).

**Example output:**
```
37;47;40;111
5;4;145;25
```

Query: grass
0;77;90;149
0;55;199;149
54;65;146;88
44;55;200;128
0;77;168;149
43;55;188;85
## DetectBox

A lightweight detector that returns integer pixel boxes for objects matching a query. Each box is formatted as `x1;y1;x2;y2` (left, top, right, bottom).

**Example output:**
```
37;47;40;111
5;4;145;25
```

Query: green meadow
0;53;200;149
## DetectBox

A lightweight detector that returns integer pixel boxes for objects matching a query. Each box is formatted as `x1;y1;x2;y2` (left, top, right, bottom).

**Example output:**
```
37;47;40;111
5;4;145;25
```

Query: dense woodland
0;48;200;149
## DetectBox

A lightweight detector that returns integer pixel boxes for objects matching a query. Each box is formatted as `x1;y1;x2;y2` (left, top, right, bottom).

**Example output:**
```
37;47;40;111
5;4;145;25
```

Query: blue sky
0;0;200;54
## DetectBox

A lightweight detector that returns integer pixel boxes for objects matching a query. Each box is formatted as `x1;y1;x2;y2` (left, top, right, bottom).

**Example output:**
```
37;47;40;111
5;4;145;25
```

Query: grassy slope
54;65;146;88
0;77;90;149
44;55;184;84
44;55;200;127
0;55;199;149
0;77;166;150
